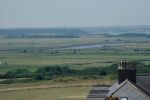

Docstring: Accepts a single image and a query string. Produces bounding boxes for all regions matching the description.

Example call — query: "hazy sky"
[0,0,150,28]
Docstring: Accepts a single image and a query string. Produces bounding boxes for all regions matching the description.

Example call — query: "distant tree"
[35,65,72,76]
[38,49,42,53]
[55,50,59,54]
[116,39,122,41]
[134,49,139,51]
[105,40,109,42]
[34,74,44,80]
[4,69,31,78]
[23,49,27,53]
[100,69,107,76]
[8,42,12,45]
[50,51,54,54]
[73,49,77,54]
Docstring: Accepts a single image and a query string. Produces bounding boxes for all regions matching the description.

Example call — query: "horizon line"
[0,25,150,29]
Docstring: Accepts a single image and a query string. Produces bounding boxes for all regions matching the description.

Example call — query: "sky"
[0,0,150,28]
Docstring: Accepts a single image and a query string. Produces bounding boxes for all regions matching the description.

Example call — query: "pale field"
[0,87,91,100]
[0,78,115,90]
[0,79,115,100]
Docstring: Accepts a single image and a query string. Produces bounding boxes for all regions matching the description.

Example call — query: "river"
[48,43,122,50]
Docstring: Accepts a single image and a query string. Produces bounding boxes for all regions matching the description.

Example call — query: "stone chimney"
[118,60,136,84]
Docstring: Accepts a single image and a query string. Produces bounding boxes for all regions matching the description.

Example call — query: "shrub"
[35,65,73,76]
[100,69,107,76]
[4,69,31,78]
[34,74,44,80]
[0,79,15,84]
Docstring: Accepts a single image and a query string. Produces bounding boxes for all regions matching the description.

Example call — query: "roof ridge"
[107,79,150,98]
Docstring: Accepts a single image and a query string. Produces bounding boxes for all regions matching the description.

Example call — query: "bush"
[35,65,73,76]
[0,78,37,84]
[0,79,15,84]
[100,69,107,76]
[34,74,44,80]
[3,69,31,79]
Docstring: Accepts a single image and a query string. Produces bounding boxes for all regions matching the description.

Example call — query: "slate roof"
[87,85,110,100]
[107,79,150,98]
[87,74,150,99]
[136,74,150,95]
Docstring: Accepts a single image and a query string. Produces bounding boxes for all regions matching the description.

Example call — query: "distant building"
[87,60,150,100]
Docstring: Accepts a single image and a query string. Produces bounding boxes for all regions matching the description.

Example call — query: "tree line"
[0,62,149,84]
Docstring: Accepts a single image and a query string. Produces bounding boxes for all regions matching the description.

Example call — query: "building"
[87,60,150,100]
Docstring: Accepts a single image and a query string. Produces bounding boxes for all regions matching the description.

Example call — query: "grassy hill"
[0,28,88,38]
[116,33,150,38]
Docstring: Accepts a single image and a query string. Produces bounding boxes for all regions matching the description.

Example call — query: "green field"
[0,36,150,72]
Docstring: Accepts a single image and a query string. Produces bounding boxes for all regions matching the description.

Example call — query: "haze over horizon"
[0,0,150,28]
